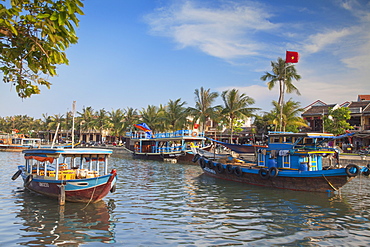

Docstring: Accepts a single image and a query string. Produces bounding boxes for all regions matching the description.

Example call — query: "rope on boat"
[82,177,99,210]
[322,174,338,191]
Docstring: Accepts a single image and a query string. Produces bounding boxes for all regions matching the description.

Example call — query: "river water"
[1,151,370,246]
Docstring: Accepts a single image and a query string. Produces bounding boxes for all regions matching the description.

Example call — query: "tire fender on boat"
[259,168,270,180]
[268,167,279,178]
[362,168,370,176]
[110,183,116,193]
[234,166,243,177]
[226,164,234,174]
[215,163,224,174]
[11,170,22,180]
[192,154,201,163]
[24,175,33,187]
[207,160,214,169]
[345,164,360,177]
[199,157,206,169]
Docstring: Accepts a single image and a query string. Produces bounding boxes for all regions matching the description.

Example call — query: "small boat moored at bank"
[12,148,117,203]
[194,132,369,193]
[0,133,42,152]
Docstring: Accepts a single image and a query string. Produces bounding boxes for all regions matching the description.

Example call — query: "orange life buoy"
[59,163,68,170]
[191,131,198,137]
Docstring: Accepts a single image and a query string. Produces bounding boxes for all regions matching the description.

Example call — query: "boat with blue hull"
[11,148,117,203]
[193,132,369,193]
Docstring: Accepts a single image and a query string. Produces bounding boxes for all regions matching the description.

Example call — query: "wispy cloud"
[145,0,370,109]
[303,29,353,53]
[145,1,278,59]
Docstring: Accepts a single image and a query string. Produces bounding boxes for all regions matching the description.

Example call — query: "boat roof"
[268,132,334,138]
[22,148,113,156]
[138,136,206,141]
[268,132,354,140]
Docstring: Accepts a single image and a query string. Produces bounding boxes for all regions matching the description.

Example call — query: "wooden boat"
[11,148,117,203]
[193,132,368,193]
[126,129,211,163]
[0,133,42,152]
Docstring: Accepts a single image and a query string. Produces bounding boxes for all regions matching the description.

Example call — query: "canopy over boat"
[207,138,261,153]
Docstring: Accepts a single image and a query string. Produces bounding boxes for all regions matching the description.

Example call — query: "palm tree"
[140,105,165,132]
[48,114,65,142]
[221,89,259,143]
[163,99,188,131]
[78,106,95,133]
[123,107,139,133]
[269,99,308,132]
[260,57,301,107]
[92,109,110,143]
[187,87,220,133]
[260,57,301,131]
[108,108,125,141]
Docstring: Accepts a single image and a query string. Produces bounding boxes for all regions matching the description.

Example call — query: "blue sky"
[1,0,369,118]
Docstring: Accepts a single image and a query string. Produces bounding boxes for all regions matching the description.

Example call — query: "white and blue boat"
[127,129,211,163]
[11,148,117,203]
[194,132,368,193]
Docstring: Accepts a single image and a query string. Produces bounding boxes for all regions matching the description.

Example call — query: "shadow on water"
[11,189,116,246]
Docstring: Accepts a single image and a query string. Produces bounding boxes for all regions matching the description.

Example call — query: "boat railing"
[127,130,204,139]
[153,145,186,153]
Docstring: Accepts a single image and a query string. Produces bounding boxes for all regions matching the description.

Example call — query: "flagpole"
[280,52,287,132]
[71,101,76,148]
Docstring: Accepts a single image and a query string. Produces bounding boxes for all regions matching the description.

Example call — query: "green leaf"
[58,11,67,25]
[37,13,51,19]
[50,11,58,21]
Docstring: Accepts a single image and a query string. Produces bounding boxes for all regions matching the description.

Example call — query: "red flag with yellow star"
[285,51,299,63]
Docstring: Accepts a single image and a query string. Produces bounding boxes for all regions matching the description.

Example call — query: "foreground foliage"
[0,0,84,97]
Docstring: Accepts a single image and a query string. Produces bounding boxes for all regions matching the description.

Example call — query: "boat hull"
[197,158,356,193]
[20,170,117,203]
[0,145,33,152]
[133,146,212,164]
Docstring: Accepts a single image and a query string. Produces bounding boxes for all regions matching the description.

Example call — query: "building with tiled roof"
[358,95,370,101]
[301,104,338,132]
[346,100,370,130]
[301,95,370,150]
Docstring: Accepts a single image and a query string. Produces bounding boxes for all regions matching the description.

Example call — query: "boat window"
[304,138,314,145]
[270,137,280,143]
[284,136,293,143]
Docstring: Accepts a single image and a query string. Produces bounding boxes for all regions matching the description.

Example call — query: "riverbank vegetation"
[0,86,308,141]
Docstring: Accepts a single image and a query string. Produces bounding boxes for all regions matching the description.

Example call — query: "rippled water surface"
[1,151,370,246]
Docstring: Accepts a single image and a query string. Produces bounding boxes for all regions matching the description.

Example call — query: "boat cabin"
[22,149,113,180]
[257,132,337,171]
[127,130,207,154]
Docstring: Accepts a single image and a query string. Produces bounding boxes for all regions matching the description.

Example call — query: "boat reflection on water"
[196,173,353,215]
[15,190,116,246]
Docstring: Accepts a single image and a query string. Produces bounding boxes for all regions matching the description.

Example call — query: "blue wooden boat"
[127,129,211,163]
[11,148,117,203]
[193,132,368,193]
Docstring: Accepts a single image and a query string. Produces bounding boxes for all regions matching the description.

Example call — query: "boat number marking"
[39,182,49,187]
[204,167,216,174]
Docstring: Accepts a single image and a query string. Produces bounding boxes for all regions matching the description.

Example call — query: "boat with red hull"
[193,132,368,193]
[12,148,117,203]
